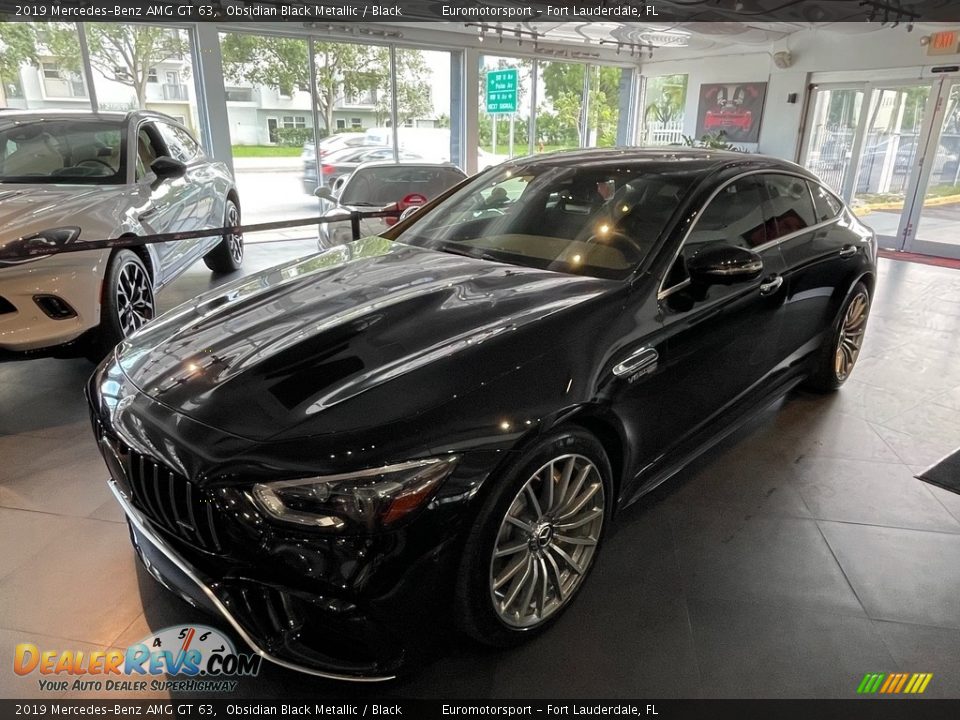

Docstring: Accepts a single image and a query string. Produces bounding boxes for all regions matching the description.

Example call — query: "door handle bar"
[759,275,784,296]
[613,347,659,378]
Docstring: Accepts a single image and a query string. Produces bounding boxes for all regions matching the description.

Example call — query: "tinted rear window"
[340,166,466,206]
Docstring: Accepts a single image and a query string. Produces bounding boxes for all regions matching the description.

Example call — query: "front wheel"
[86,249,155,361]
[203,198,243,273]
[804,281,871,392]
[455,429,611,647]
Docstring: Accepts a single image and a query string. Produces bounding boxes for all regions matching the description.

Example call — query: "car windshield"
[0,119,125,184]
[393,162,697,280]
[339,165,466,206]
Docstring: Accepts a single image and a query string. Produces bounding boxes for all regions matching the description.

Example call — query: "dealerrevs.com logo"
[14,625,261,693]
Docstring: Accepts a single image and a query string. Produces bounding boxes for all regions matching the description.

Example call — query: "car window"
[663,176,767,290]
[808,180,844,222]
[136,125,164,180]
[760,173,817,241]
[394,163,696,281]
[155,122,200,163]
[339,166,467,206]
[0,119,124,184]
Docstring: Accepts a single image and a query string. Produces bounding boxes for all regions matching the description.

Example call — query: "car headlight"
[251,456,459,533]
[0,227,81,267]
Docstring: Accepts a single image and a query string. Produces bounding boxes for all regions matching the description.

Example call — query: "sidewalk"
[232,156,303,172]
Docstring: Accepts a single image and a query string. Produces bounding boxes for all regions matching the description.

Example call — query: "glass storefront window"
[87,25,199,138]
[643,74,687,146]
[479,55,533,167]
[586,65,624,148]
[536,60,586,153]
[0,22,91,111]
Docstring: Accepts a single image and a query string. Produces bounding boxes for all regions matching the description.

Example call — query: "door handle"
[138,208,158,221]
[613,347,658,378]
[759,275,783,296]
[839,245,858,258]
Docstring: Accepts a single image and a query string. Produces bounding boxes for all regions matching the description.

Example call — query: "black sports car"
[88,149,877,681]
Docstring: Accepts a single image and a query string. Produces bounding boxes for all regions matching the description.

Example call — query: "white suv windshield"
[0,120,125,184]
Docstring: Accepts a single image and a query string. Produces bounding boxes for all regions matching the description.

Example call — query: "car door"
[152,121,219,275]
[651,173,789,452]
[132,121,184,280]
[770,175,857,366]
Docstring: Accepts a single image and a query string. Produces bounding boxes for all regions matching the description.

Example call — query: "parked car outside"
[301,145,423,194]
[0,110,242,360]
[315,161,467,248]
[89,149,876,680]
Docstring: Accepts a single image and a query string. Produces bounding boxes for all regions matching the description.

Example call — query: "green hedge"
[275,127,314,147]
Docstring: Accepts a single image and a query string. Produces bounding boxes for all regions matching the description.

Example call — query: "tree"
[46,24,187,109]
[0,23,38,93]
[540,62,622,146]
[375,48,433,126]
[220,34,432,133]
[645,74,687,124]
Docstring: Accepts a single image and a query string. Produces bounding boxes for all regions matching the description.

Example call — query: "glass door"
[800,81,935,249]
[800,85,865,197]
[903,78,960,259]
[850,83,932,248]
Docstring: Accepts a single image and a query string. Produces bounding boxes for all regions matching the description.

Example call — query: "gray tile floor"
[2,248,960,699]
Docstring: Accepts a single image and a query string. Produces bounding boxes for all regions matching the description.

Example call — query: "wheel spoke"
[549,544,585,576]
[518,559,539,617]
[493,550,530,590]
[524,483,543,520]
[558,481,601,521]
[506,514,534,533]
[554,533,598,547]
[500,555,533,613]
[554,457,575,514]
[536,557,549,617]
[494,541,528,559]
[562,464,591,514]
[555,507,604,531]
[540,460,554,515]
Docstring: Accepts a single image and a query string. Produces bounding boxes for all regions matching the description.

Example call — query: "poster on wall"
[695,82,768,143]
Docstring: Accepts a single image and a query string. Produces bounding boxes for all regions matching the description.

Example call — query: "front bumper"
[112,479,399,682]
[0,250,109,352]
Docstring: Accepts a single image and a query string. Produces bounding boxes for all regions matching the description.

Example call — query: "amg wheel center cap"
[532,521,554,549]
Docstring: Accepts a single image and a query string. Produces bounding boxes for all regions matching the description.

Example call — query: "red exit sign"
[928,30,960,56]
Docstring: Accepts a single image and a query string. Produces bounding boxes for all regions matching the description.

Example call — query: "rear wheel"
[203,198,243,273]
[804,281,870,392]
[455,429,611,646]
[86,249,155,361]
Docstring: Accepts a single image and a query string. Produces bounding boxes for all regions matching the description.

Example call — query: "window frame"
[657,168,847,300]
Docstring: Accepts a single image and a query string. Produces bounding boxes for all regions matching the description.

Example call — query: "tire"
[804,281,871,393]
[86,249,155,362]
[454,428,612,647]
[203,198,243,273]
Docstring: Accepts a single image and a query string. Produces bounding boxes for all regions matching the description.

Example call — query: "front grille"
[95,418,223,553]
[126,449,223,553]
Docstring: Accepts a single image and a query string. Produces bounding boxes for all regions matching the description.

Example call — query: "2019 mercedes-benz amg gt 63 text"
[88,149,877,680]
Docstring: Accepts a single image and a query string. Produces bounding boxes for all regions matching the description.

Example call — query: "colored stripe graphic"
[858,672,932,694]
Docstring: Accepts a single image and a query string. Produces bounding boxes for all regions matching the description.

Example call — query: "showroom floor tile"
[2,252,959,698]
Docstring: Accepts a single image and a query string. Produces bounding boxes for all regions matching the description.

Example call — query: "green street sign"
[486,68,519,114]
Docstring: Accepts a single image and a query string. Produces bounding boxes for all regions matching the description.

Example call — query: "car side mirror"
[687,244,763,286]
[150,156,186,181]
[314,186,334,201]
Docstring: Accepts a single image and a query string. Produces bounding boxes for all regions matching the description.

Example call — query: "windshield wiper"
[437,245,504,263]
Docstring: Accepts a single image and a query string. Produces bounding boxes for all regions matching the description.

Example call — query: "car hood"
[116,238,615,441]
[0,183,132,245]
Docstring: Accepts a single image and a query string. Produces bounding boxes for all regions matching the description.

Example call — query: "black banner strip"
[1,0,959,23]
[1,699,960,720]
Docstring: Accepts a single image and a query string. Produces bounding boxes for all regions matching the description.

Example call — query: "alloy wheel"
[116,261,155,337]
[226,202,244,264]
[489,454,605,628]
[835,290,869,381]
